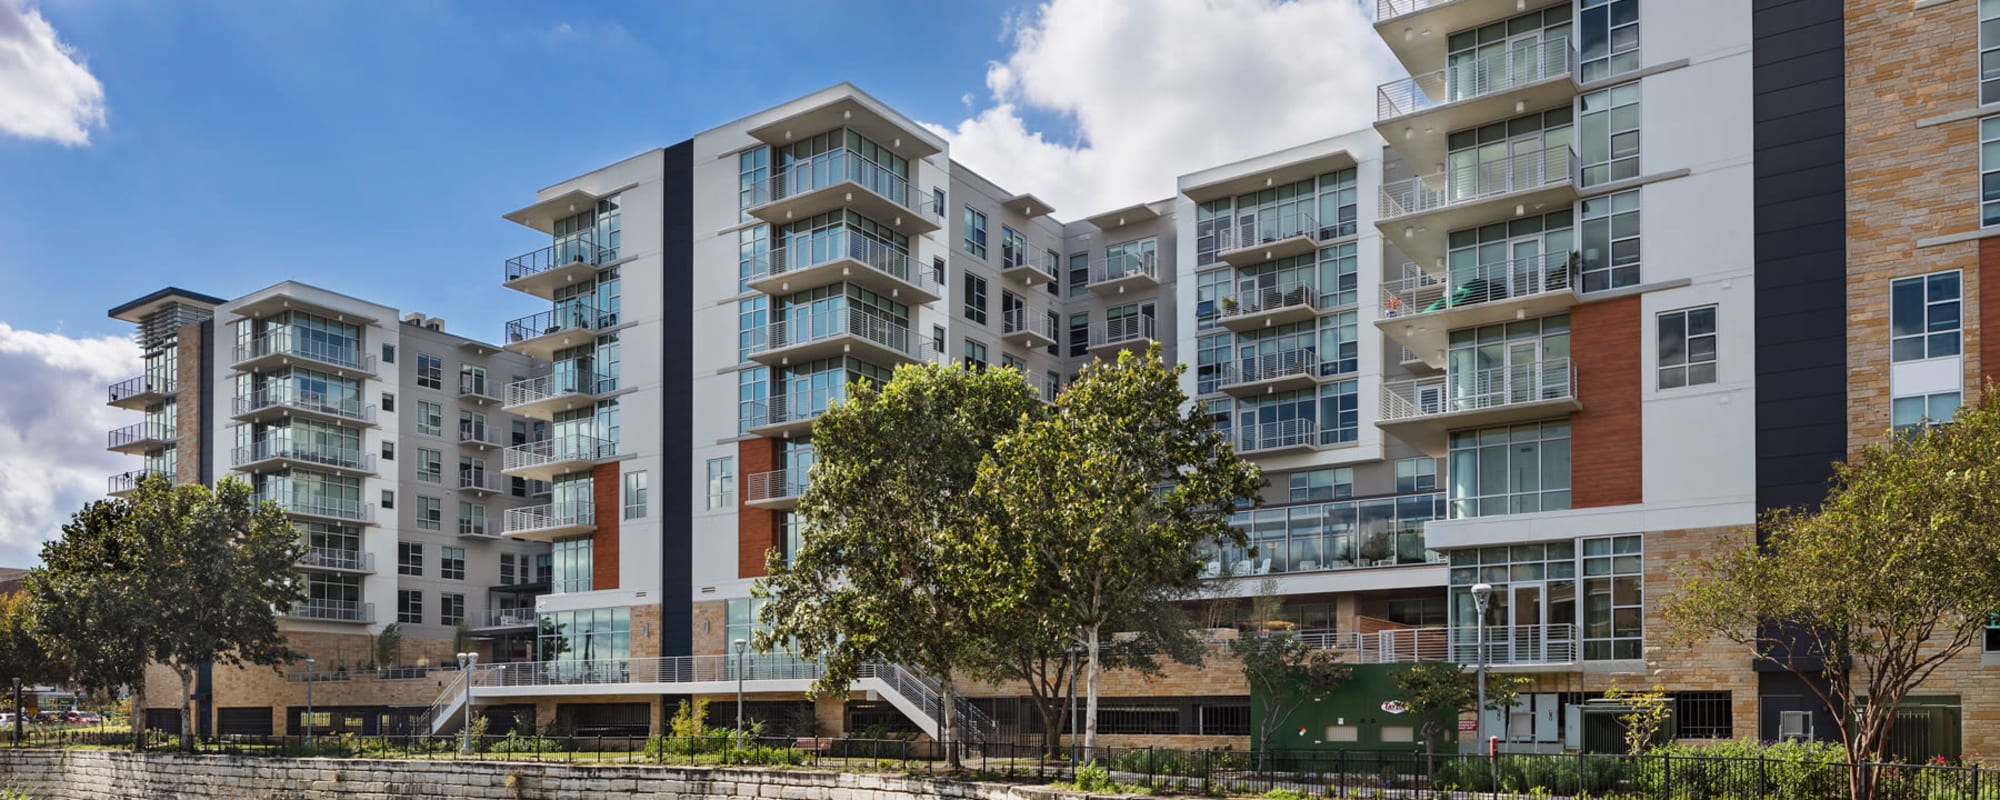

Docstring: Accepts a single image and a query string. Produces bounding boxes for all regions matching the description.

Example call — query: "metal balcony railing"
[504,502,594,535]
[233,443,373,472]
[1380,146,1579,219]
[1214,209,1320,254]
[107,421,174,450]
[753,232,940,294]
[1380,357,1577,421]
[288,600,374,623]
[1092,316,1157,348]
[742,400,832,433]
[1377,37,1577,120]
[477,608,540,629]
[503,303,603,344]
[503,371,608,409]
[233,333,374,373]
[458,374,497,399]
[747,148,943,226]
[504,231,617,283]
[502,435,615,473]
[234,388,376,423]
[108,375,173,404]
[753,307,918,359]
[108,469,166,495]
[1236,418,1321,453]
[1088,252,1160,285]
[745,469,808,504]
[1220,284,1318,320]
[1373,0,1440,22]
[457,517,497,538]
[298,548,373,573]
[1004,245,1060,278]
[1219,349,1320,388]
[458,423,502,446]
[1347,623,1583,666]
[252,492,376,523]
[1002,306,1058,340]
[1381,253,1576,319]
[458,472,502,493]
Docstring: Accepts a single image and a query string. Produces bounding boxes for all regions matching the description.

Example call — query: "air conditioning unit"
[1779,710,1813,742]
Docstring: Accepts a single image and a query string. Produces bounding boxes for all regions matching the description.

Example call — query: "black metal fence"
[7,731,1999,800]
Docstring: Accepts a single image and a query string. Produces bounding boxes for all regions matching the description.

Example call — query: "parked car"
[33,711,61,724]
[66,711,101,724]
[0,712,15,725]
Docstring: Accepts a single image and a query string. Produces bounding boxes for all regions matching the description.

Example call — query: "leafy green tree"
[977,346,1263,752]
[1231,631,1352,764]
[374,622,403,668]
[1664,388,2000,797]
[754,362,1044,766]
[1602,683,1672,755]
[27,498,152,749]
[0,585,60,691]
[1391,662,1532,761]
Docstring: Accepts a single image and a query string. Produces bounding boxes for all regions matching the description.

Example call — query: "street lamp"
[733,638,748,752]
[1470,583,1493,777]
[303,658,316,747]
[11,678,20,749]
[456,652,478,754]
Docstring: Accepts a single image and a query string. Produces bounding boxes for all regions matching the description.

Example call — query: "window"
[381,441,394,460]
[707,457,734,510]
[552,536,593,594]
[932,188,946,218]
[500,555,516,586]
[1893,391,1962,432]
[931,325,945,356]
[1287,468,1353,503]
[1448,421,1572,518]
[738,224,769,292]
[1581,534,1644,660]
[738,296,768,362]
[382,344,395,364]
[380,490,394,509]
[1657,306,1718,389]
[397,590,422,625]
[1067,253,1089,298]
[1387,597,1448,627]
[1891,271,1962,362]
[415,448,442,483]
[416,353,443,390]
[1579,0,1639,83]
[964,274,988,325]
[739,147,770,219]
[1396,457,1439,493]
[963,339,988,370]
[1579,83,1640,186]
[441,546,465,581]
[963,207,988,258]
[1674,692,1733,739]
[738,367,768,436]
[1068,313,1089,357]
[1320,379,1359,445]
[440,593,465,626]
[417,496,442,531]
[1579,190,1640,292]
[458,502,486,536]
[624,470,648,519]
[398,542,423,576]
[381,392,394,412]
[416,401,443,437]
[1001,226,1027,270]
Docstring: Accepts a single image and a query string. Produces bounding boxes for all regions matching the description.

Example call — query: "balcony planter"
[1220,297,1239,314]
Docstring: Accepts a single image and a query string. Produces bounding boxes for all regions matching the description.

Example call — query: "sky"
[0,0,1398,567]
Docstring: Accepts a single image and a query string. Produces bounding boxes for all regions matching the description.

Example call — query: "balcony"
[298,548,374,574]
[745,469,807,511]
[1375,38,1578,167]
[1378,357,1579,445]
[232,443,375,477]
[458,472,504,497]
[503,304,610,362]
[503,502,595,542]
[1000,245,1060,286]
[288,600,374,624]
[473,608,540,631]
[457,517,501,540]
[1236,418,1324,456]
[1087,252,1160,297]
[1214,210,1325,267]
[502,233,618,300]
[1002,306,1059,350]
[107,422,174,455]
[1377,146,1579,268]
[1346,623,1582,670]
[1206,493,1444,577]
[742,400,828,439]
[1217,350,1325,398]
[107,375,174,410]
[1219,285,1319,332]
[1087,316,1158,358]
[458,423,506,452]
[1377,253,1579,365]
[458,375,501,405]
[253,493,378,525]
[745,149,943,234]
[746,233,941,304]
[1371,0,1573,77]
[746,307,922,368]
[501,435,615,482]
[107,468,166,497]
[232,334,375,380]
[502,372,607,420]
[232,388,378,427]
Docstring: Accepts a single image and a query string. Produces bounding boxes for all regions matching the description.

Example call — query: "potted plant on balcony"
[1219,296,1239,315]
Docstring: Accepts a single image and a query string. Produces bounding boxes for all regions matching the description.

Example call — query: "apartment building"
[103,283,554,738]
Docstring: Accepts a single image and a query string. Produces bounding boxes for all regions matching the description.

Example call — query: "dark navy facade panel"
[1752,0,1845,513]
[661,140,696,659]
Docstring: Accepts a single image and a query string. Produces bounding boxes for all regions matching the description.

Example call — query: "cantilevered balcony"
[1346,623,1581,670]
[502,233,619,300]
[232,334,375,380]
[458,422,506,452]
[457,517,500,540]
[1087,252,1160,297]
[232,442,375,477]
[458,374,502,405]
[1378,358,1579,446]
[746,307,922,368]
[232,388,377,427]
[1377,146,1579,268]
[1377,254,1579,365]
[1375,38,1578,167]
[288,600,373,624]
[298,548,374,575]
[107,375,174,410]
[501,435,615,483]
[502,371,607,421]
[503,502,595,543]
[1371,0,1573,77]
[742,401,827,439]
[1002,306,1059,350]
[458,471,505,497]
[473,608,540,632]
[253,492,377,525]
[1087,316,1158,358]
[745,469,807,511]
[1214,210,1326,267]
[108,468,166,497]
[107,422,174,455]
[503,304,609,362]
[745,150,943,234]
[1217,350,1325,398]
[1218,285,1319,332]
[1236,418,1324,456]
[1000,245,1060,287]
[746,233,941,304]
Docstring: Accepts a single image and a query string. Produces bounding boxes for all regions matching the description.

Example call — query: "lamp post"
[303,658,315,747]
[11,678,20,748]
[456,652,478,754]
[736,640,752,752]
[1470,583,1494,789]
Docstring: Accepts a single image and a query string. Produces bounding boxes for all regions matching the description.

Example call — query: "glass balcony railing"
[747,148,942,226]
[1219,284,1318,321]
[504,231,618,283]
[1380,146,1579,219]
[1380,253,1576,320]
[751,307,918,360]
[233,442,373,472]
[107,421,174,450]
[751,232,940,295]
[504,502,594,535]
[108,374,174,405]
[1088,252,1160,286]
[289,599,373,623]
[233,333,373,373]
[1376,38,1576,120]
[108,468,166,495]
[504,303,605,345]
[234,388,375,423]
[1202,492,1446,577]
[1381,357,1577,422]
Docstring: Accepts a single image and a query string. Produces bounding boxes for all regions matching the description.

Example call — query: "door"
[1509,582,1546,664]
[1506,31,1544,89]
[1507,238,1543,299]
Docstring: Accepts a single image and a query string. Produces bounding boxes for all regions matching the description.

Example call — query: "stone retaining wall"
[0,749,1081,800]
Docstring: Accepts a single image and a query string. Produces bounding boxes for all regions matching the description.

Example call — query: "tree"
[27,498,153,749]
[1231,631,1352,764]
[1392,662,1532,762]
[978,346,1263,753]
[1663,388,2000,798]
[0,591,60,691]
[1601,683,1671,755]
[375,623,403,669]
[754,362,1044,766]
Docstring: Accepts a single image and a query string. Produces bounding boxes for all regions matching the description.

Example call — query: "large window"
[1397,457,1439,493]
[624,470,648,519]
[1288,468,1354,503]
[440,593,465,626]
[416,496,442,531]
[398,542,422,576]
[416,448,442,484]
[1894,391,1962,432]
[397,590,422,625]
[416,400,443,437]
[1579,189,1640,292]
[738,296,768,363]
[416,353,443,390]
[963,207,988,258]
[1448,420,1572,518]
[1001,226,1027,270]
[441,546,465,581]
[1068,253,1089,298]
[1657,306,1718,389]
[963,274,988,325]
[1579,83,1640,187]
[1892,271,1962,362]
[1581,535,1644,660]
[458,501,486,536]
[538,606,629,665]
[1984,0,2000,105]
[1579,0,1639,83]
[738,368,768,435]
[963,339,988,370]
[552,537,593,594]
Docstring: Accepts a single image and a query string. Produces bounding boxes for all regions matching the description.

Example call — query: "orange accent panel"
[737,439,779,579]
[1569,296,1643,509]
[591,462,620,590]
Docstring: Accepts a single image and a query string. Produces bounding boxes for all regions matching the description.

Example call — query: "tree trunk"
[130,679,146,752]
[1083,623,1101,757]
[175,667,195,753]
[941,675,960,769]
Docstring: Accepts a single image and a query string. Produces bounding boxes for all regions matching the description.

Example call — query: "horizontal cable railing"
[1220,283,1317,320]
[1237,418,1320,453]
[1381,252,1575,319]
[1348,623,1582,666]
[287,599,374,623]
[298,548,373,573]
[753,307,917,359]
[748,149,942,226]
[107,469,165,495]
[502,371,608,408]
[754,232,940,295]
[1092,316,1157,348]
[503,502,594,535]
[1215,209,1319,254]
[503,435,614,472]
[1218,349,1320,388]
[1377,37,1576,120]
[1379,145,1578,218]
[1002,306,1058,340]
[234,388,376,423]
[503,304,602,344]
[253,493,376,523]
[233,333,374,373]
[107,374,173,404]
[743,401,831,432]
[107,421,173,450]
[457,375,497,399]
[1373,0,1436,21]
[745,469,808,503]
[477,608,539,628]
[1088,252,1160,285]
[1380,357,1577,421]
[233,443,373,472]
[504,232,617,283]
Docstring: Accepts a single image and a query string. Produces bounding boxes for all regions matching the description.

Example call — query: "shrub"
[1075,760,1116,794]
[488,733,570,755]
[1263,789,1310,800]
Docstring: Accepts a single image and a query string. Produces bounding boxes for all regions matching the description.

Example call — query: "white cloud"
[0,324,138,567]
[0,0,104,145]
[930,0,1399,216]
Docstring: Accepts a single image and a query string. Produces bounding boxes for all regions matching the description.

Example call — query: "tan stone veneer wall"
[138,632,467,734]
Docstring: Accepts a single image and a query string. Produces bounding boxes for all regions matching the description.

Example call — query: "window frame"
[1890,270,1963,363]
[416,353,443,390]
[964,273,989,325]
[1656,305,1718,390]
[963,207,988,259]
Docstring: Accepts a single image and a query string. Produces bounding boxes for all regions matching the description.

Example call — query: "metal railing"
[745,469,807,504]
[754,232,940,295]
[1220,284,1317,320]
[752,307,918,359]
[477,608,539,629]
[1088,251,1160,285]
[503,502,594,535]
[458,424,502,446]
[233,333,374,373]
[1377,37,1576,120]
[1373,0,1438,21]
[298,548,373,573]
[1218,349,1320,389]
[458,472,502,493]
[458,375,497,399]
[503,304,602,344]
[233,387,376,423]
[252,492,376,523]
[1380,146,1578,219]
[1214,209,1319,254]
[233,443,373,472]
[107,469,165,495]
[747,148,943,226]
[1381,357,1577,421]
[107,421,173,450]
[503,435,615,473]
[108,375,173,404]
[1005,245,1061,278]
[1236,418,1321,453]
[742,401,832,433]
[503,371,608,408]
[457,517,497,538]
[1092,316,1157,348]
[504,232,617,283]
[1002,306,1058,340]
[1347,623,1582,666]
[1381,253,1575,319]
[288,599,374,623]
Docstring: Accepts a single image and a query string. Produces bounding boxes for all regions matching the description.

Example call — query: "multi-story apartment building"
[104,283,555,737]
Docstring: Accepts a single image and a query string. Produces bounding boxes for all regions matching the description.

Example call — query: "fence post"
[1147,745,1156,789]
[1337,748,1347,798]
[1661,752,1671,800]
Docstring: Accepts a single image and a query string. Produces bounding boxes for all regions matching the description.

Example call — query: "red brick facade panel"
[1569,295,1643,508]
